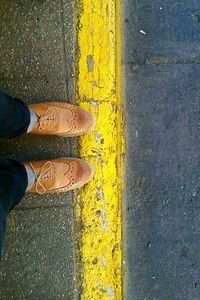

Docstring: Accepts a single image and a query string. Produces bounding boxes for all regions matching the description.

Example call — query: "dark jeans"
[0,92,30,258]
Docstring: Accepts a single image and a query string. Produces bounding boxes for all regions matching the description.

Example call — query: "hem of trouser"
[7,100,30,139]
[10,160,28,209]
[0,159,28,211]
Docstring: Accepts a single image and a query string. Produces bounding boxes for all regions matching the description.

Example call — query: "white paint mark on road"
[140,29,146,35]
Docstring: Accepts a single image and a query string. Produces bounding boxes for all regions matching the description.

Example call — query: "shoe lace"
[38,107,56,131]
[30,161,54,194]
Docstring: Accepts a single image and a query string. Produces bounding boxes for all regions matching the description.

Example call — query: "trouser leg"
[0,160,27,258]
[0,91,30,138]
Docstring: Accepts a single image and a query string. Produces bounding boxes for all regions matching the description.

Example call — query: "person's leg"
[0,91,30,138]
[0,91,95,138]
[0,157,94,259]
[0,160,28,258]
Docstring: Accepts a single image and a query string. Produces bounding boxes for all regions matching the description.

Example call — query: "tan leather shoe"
[28,102,95,136]
[25,158,94,194]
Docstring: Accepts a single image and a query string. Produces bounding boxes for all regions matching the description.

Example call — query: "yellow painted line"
[76,0,123,299]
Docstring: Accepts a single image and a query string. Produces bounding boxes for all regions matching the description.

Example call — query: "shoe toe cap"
[76,160,95,186]
[75,108,95,134]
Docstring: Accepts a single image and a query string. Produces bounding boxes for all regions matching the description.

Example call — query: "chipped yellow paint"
[77,0,123,299]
